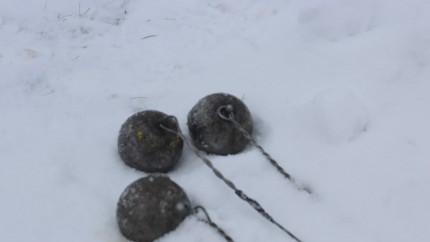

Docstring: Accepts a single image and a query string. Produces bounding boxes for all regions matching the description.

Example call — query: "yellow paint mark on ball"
[136,129,144,141]
[168,136,181,149]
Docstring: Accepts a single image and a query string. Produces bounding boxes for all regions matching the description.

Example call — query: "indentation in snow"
[307,87,368,143]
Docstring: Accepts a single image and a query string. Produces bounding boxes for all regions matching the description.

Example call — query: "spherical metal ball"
[187,93,253,155]
[117,174,191,242]
[118,110,183,173]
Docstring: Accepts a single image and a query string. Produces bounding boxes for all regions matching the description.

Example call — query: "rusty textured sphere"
[118,110,183,173]
[187,93,253,155]
[117,174,191,242]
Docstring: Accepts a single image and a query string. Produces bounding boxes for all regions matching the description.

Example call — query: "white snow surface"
[1,0,430,241]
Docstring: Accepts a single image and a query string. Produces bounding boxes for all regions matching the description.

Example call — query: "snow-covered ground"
[1,0,430,241]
